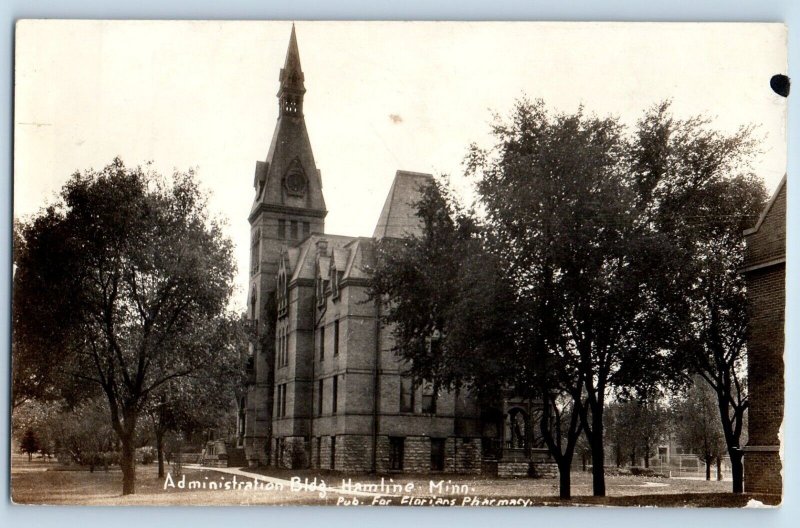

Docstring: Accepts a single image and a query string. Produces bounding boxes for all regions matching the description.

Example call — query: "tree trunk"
[730,449,743,493]
[705,458,711,481]
[590,415,606,496]
[644,443,650,468]
[156,430,165,479]
[120,437,136,495]
[558,459,572,500]
[716,457,723,481]
[27,452,32,462]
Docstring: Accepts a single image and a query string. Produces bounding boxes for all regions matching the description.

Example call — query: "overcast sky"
[14,20,788,308]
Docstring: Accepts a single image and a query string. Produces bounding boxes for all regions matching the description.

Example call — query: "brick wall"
[742,179,785,497]
[745,266,785,447]
[744,451,782,495]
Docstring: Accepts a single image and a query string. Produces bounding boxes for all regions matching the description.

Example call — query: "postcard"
[11,20,787,506]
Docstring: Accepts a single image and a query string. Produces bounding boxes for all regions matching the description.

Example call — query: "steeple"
[250,23,326,219]
[277,24,306,117]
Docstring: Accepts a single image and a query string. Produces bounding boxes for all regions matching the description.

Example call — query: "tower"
[243,25,327,464]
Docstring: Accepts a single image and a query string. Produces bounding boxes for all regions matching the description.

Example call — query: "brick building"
[240,27,547,475]
[741,176,785,496]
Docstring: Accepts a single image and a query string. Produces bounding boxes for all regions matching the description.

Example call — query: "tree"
[538,390,583,498]
[606,396,669,468]
[468,99,681,496]
[12,158,236,494]
[370,179,517,398]
[146,314,246,478]
[48,398,117,471]
[20,428,39,462]
[12,220,81,409]
[673,378,727,481]
[630,102,766,492]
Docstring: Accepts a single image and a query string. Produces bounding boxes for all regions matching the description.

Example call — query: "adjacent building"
[741,176,786,496]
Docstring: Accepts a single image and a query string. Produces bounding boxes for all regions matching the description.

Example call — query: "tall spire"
[277,24,306,116]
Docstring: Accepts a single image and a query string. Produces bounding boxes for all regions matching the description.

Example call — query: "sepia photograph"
[10,20,787,507]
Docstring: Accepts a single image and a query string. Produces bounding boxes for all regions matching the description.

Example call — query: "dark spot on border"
[770,74,790,97]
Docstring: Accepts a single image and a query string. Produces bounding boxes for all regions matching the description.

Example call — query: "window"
[303,221,310,239]
[276,326,287,368]
[250,229,261,275]
[400,376,415,413]
[331,269,339,299]
[316,437,322,467]
[422,381,437,414]
[291,220,298,239]
[276,384,287,418]
[317,379,323,416]
[278,219,286,239]
[431,438,446,471]
[334,320,340,356]
[389,437,405,471]
[319,326,325,361]
[330,436,336,470]
[276,325,289,368]
[332,375,339,414]
[277,271,288,316]
[317,278,325,307]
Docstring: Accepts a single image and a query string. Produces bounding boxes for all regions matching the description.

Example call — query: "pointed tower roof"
[278,24,306,97]
[250,25,326,223]
[373,171,435,239]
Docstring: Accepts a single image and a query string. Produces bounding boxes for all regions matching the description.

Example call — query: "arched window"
[277,269,288,316]
[250,229,261,275]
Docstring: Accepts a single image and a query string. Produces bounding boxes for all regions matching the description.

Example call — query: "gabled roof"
[288,233,357,282]
[744,174,787,236]
[331,248,349,272]
[342,238,375,281]
[372,170,435,239]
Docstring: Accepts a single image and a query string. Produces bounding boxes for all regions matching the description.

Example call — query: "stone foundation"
[530,462,558,478]
[308,435,482,474]
[497,461,530,478]
[496,461,558,479]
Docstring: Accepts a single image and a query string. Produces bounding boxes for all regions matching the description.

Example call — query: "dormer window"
[331,267,340,300]
[316,277,326,307]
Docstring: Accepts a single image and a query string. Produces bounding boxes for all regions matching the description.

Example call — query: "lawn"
[10,453,780,507]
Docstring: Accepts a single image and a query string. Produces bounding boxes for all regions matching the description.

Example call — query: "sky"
[14,20,788,309]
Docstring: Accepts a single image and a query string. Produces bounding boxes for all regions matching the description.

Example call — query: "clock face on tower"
[284,161,307,196]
